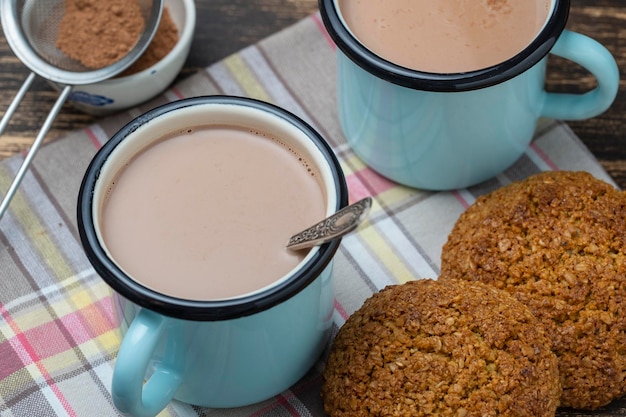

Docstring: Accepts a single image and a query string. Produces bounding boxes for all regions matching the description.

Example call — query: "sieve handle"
[0,73,36,138]
[0,75,72,221]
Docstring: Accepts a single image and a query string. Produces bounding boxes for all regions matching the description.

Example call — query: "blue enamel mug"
[319,0,619,190]
[77,96,348,417]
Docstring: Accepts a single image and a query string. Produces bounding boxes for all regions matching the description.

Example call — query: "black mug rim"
[319,0,570,92]
[77,96,349,321]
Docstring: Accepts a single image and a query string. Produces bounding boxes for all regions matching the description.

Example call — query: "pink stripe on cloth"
[81,297,116,334]
[1,304,41,367]
[311,13,336,50]
[346,167,396,201]
[0,304,77,417]
[59,312,92,346]
[20,320,73,360]
[85,127,103,150]
[248,372,325,417]
[276,394,303,417]
[59,298,116,345]
[346,177,372,203]
[0,339,24,380]
[452,190,471,209]
[333,298,349,321]
[170,86,185,100]
[530,142,560,171]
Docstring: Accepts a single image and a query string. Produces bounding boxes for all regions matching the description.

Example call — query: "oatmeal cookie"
[440,171,626,409]
[321,279,560,417]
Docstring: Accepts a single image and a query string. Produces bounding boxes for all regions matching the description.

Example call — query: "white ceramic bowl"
[59,0,196,116]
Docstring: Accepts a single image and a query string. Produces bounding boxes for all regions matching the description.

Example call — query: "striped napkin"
[0,13,622,417]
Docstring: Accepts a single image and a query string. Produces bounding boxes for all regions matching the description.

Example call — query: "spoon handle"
[286,197,372,250]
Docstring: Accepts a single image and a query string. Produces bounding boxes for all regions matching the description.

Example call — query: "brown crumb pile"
[322,279,561,417]
[117,7,179,77]
[56,0,145,69]
[440,171,626,410]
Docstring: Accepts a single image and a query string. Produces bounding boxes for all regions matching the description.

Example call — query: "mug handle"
[112,309,184,417]
[541,29,619,120]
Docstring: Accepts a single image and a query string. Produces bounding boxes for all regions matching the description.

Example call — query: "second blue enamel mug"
[319,0,619,190]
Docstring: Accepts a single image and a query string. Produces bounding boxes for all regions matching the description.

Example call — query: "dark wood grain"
[1,1,626,415]
[556,0,626,187]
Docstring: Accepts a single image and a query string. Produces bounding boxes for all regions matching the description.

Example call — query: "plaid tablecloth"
[0,13,624,417]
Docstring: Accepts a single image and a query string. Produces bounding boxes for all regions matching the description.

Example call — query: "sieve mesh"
[20,0,77,71]
[2,0,163,84]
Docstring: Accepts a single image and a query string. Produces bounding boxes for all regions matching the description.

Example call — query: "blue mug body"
[77,96,349,417]
[111,261,334,412]
[320,0,619,190]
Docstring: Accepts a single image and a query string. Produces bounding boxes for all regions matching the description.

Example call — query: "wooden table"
[0,0,625,185]
[1,1,626,416]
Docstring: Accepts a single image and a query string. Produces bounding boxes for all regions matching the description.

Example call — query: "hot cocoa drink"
[338,0,552,73]
[100,125,326,300]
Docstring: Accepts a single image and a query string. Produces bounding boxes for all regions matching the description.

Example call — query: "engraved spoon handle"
[286,197,372,250]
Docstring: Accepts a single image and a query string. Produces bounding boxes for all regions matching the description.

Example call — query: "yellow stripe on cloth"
[78,330,120,358]
[377,185,423,208]
[0,167,73,281]
[359,223,414,283]
[339,154,367,176]
[157,408,175,417]
[69,287,97,311]
[224,54,272,102]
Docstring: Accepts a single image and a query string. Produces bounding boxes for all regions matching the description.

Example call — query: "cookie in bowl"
[440,170,626,409]
[322,279,560,417]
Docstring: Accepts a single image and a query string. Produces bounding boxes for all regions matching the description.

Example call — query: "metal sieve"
[0,0,164,221]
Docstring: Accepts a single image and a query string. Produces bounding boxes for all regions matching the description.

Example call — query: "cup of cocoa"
[319,0,619,190]
[77,96,348,416]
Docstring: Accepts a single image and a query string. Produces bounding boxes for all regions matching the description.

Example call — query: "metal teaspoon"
[286,197,372,250]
